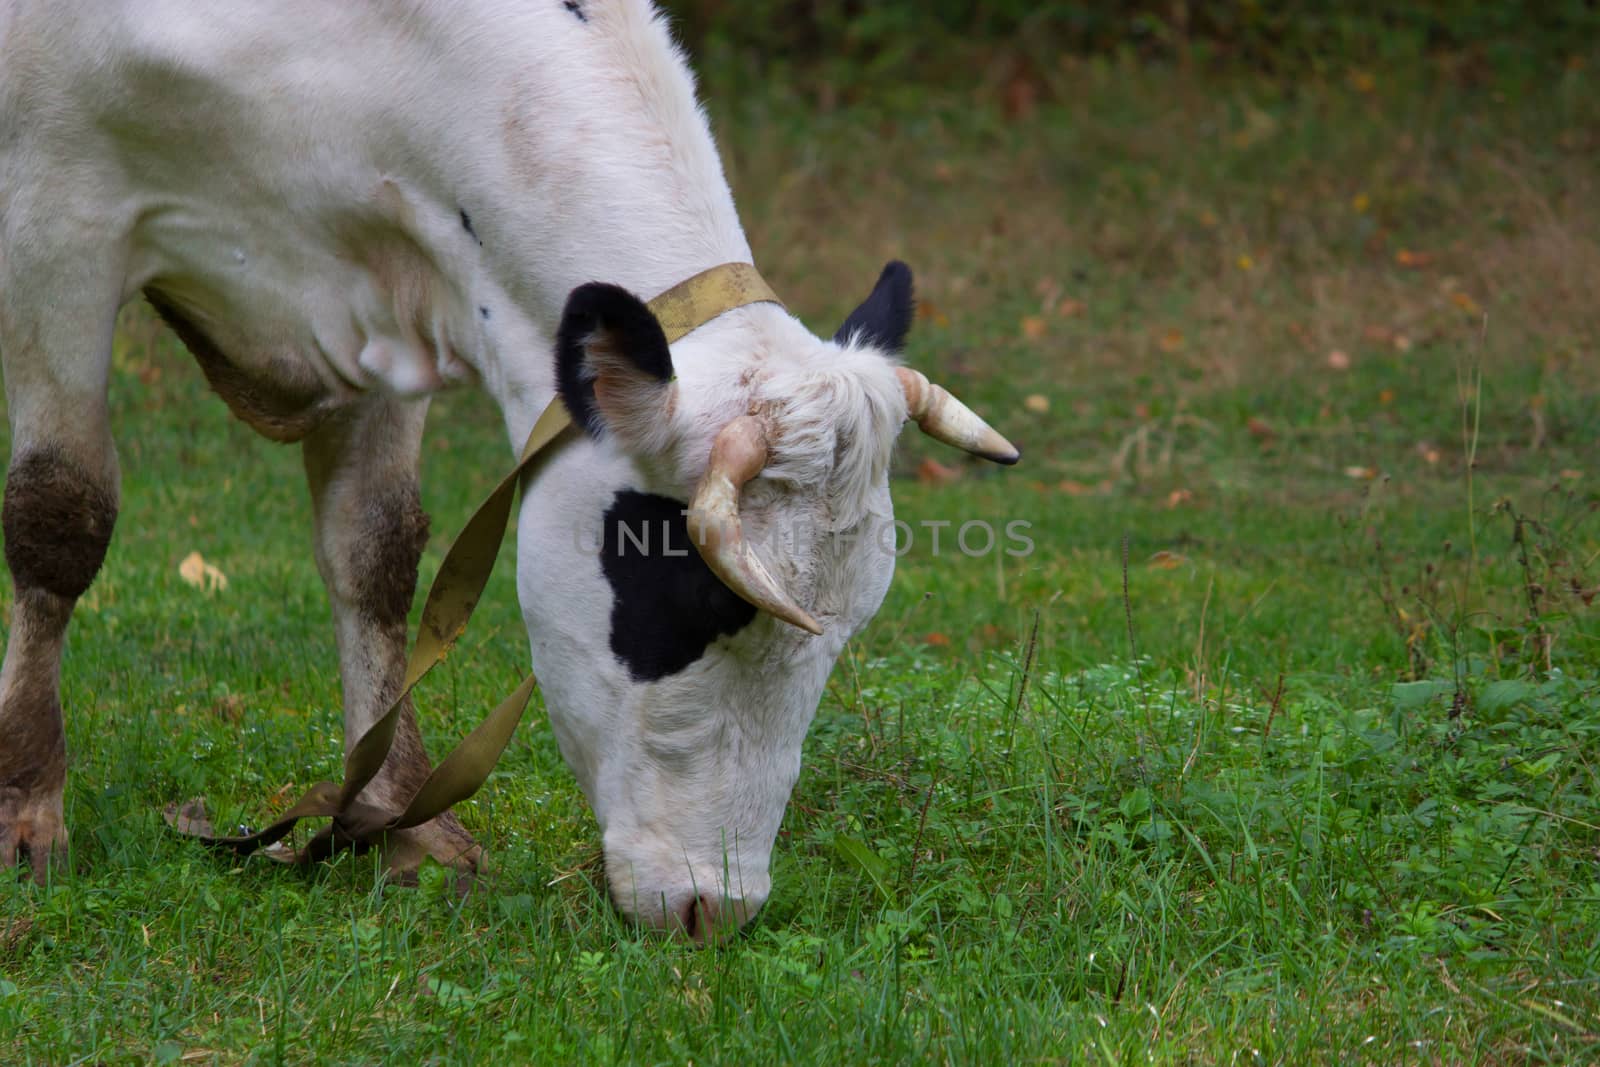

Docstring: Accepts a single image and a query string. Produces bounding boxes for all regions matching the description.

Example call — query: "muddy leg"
[0,312,120,882]
[302,397,481,877]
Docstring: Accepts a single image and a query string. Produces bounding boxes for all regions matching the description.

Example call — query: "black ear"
[834,260,915,353]
[555,282,674,439]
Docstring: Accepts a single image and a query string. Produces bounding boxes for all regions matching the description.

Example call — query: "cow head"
[516,262,1016,941]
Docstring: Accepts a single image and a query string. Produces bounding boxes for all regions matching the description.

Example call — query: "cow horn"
[896,367,1020,465]
[687,415,823,636]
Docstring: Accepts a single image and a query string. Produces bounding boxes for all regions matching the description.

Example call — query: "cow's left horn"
[896,367,1020,465]
[687,416,823,636]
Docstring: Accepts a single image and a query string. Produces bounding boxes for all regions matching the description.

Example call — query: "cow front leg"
[0,293,121,882]
[302,398,482,878]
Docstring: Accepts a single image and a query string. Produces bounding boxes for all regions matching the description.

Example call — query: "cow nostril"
[679,895,701,941]
[678,893,722,944]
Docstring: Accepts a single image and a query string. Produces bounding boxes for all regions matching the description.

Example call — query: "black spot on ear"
[600,491,756,681]
[834,260,915,353]
[554,282,673,436]
[459,208,481,246]
[563,0,588,21]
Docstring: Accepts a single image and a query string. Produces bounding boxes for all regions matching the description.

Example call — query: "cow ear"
[555,282,675,448]
[834,260,914,354]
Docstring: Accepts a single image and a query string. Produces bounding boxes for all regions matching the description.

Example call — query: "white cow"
[0,0,1016,939]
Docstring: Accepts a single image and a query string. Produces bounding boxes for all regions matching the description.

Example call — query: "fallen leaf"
[1378,389,1396,406]
[1348,69,1377,93]
[1147,550,1187,570]
[1351,192,1370,213]
[1056,479,1094,496]
[924,632,952,647]
[1247,416,1275,441]
[1023,393,1050,413]
[932,161,955,182]
[1392,334,1413,353]
[1157,328,1185,353]
[178,551,228,592]
[1327,349,1352,371]
[1199,210,1219,228]
[1560,469,1582,479]
[1166,489,1194,508]
[1021,316,1048,340]
[1449,291,1483,315]
[1345,466,1378,480]
[916,458,962,486]
[1395,248,1433,269]
[1055,297,1085,318]
[1236,254,1255,271]
[1003,73,1038,122]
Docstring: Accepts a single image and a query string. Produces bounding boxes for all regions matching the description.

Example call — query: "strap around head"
[646,262,784,344]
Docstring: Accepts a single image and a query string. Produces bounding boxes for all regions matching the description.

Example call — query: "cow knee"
[2,448,118,600]
[345,485,430,626]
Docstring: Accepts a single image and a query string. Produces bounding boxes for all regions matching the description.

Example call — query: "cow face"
[516,263,1015,941]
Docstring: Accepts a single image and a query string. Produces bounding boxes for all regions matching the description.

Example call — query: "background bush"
[666,1,1597,86]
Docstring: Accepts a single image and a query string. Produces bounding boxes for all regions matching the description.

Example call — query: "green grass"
[4,58,1600,1065]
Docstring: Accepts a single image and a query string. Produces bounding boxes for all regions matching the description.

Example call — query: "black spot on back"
[600,491,756,681]
[479,305,491,320]
[563,0,588,22]
[459,208,481,246]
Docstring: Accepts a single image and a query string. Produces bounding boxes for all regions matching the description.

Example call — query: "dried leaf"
[1166,489,1194,508]
[1021,316,1048,340]
[1157,328,1185,354]
[178,551,228,592]
[1449,291,1482,315]
[1247,416,1275,441]
[1147,550,1187,570]
[1236,254,1255,271]
[916,458,962,486]
[1345,466,1378,480]
[1326,349,1352,371]
[923,632,952,647]
[1055,297,1085,318]
[1395,248,1433,269]
[1023,393,1051,413]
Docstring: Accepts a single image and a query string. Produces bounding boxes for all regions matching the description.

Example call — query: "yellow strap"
[168,264,781,868]
[648,262,784,344]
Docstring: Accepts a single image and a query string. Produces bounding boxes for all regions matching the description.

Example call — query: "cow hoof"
[0,785,69,884]
[379,811,484,887]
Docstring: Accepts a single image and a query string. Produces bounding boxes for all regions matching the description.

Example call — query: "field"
[3,51,1600,1065]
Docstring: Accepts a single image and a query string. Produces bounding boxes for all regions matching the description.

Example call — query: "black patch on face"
[600,491,756,681]
[835,260,915,353]
[553,282,673,437]
[459,208,481,246]
[563,0,588,21]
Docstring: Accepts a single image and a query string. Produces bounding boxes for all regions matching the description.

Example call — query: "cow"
[0,0,1017,940]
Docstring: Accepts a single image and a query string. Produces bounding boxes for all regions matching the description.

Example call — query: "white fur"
[0,0,911,930]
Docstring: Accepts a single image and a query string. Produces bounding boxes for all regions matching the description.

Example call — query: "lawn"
[3,50,1599,1065]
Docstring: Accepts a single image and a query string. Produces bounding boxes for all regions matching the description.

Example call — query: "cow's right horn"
[896,367,1020,465]
[687,415,823,636]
